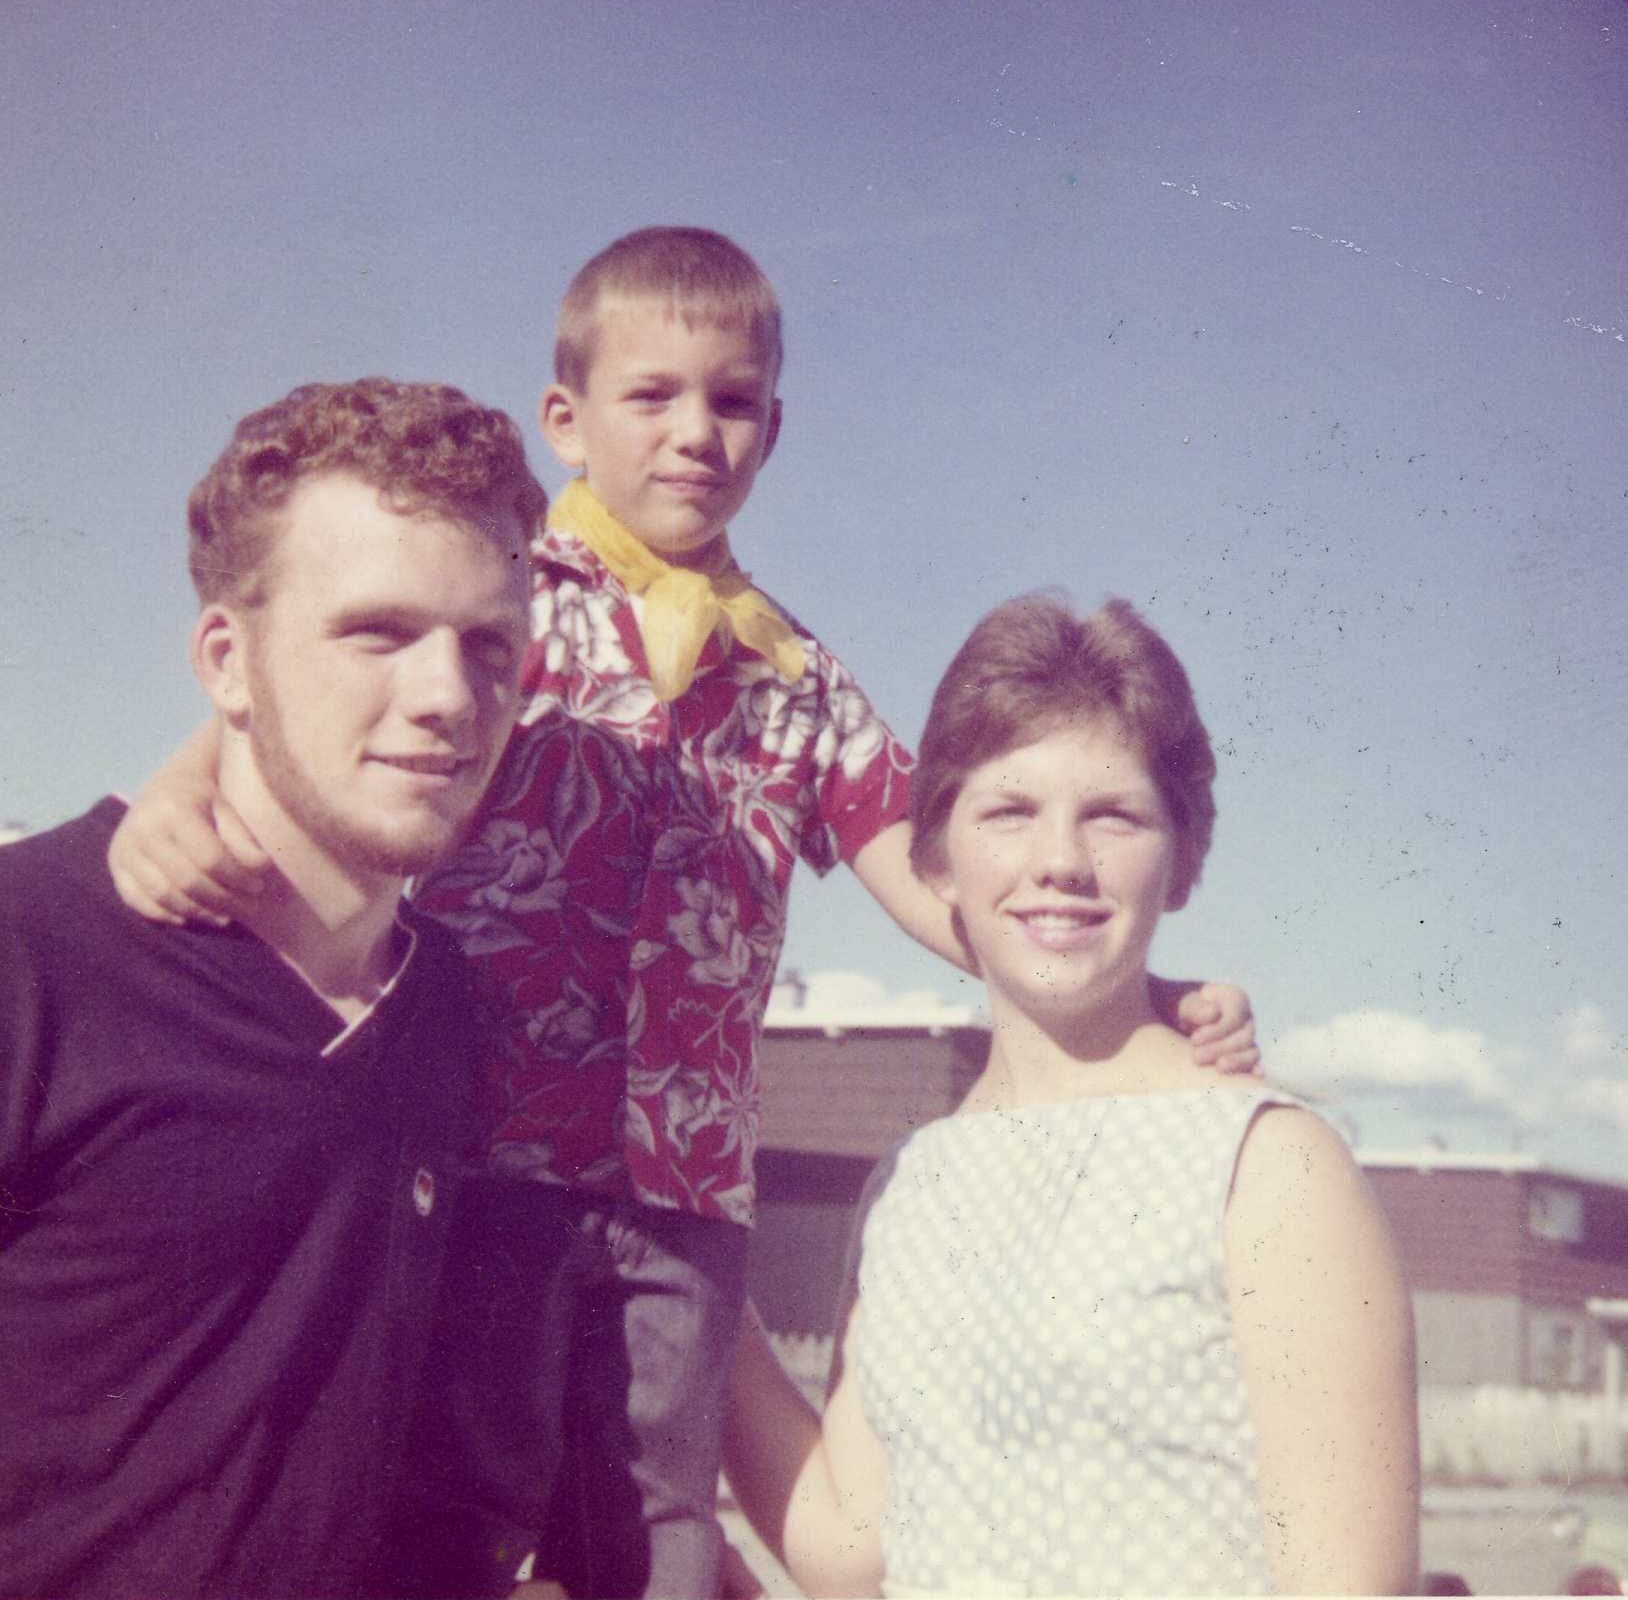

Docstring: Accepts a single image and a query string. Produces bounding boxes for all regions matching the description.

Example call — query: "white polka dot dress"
[855,1086,1306,1597]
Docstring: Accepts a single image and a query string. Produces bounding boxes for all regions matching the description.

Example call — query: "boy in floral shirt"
[110,228,1258,1599]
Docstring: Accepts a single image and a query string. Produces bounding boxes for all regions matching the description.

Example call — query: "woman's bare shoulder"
[1227,1101,1382,1259]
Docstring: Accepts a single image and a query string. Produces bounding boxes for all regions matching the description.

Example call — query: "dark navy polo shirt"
[0,800,477,1598]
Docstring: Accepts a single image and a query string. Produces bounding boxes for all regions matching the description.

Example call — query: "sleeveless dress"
[854,1085,1309,1597]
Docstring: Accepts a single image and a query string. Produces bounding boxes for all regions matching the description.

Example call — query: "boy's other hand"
[109,779,269,927]
[1179,980,1261,1074]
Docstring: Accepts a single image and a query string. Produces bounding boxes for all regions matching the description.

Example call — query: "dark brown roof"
[758,1021,987,1161]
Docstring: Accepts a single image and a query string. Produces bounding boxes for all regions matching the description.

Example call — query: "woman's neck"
[964,980,1205,1111]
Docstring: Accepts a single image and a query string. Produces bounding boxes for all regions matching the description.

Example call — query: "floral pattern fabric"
[415,523,913,1225]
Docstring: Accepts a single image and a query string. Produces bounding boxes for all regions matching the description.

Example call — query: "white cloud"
[1270,1004,1626,1170]
[1272,1008,1509,1104]
[1561,1002,1621,1068]
[769,968,980,1020]
[1573,1076,1628,1133]
[803,972,891,1010]
[804,970,973,1014]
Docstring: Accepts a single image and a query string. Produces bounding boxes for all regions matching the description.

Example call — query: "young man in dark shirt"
[0,378,540,1599]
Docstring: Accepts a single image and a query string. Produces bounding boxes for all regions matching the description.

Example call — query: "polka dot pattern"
[856,1087,1305,1597]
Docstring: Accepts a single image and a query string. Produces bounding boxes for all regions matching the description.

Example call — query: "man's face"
[542,294,782,565]
[239,472,528,880]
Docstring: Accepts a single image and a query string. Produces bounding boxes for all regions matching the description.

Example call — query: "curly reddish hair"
[554,226,782,392]
[910,593,1218,909]
[188,377,547,605]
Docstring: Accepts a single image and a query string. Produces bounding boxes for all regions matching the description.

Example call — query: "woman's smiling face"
[929,716,1181,1025]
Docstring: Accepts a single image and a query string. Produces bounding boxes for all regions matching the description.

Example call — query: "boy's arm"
[850,820,1261,1070]
[107,719,270,926]
[849,820,969,972]
[1226,1108,1420,1593]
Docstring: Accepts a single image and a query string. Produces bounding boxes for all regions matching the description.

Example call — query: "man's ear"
[191,605,253,726]
[759,396,783,469]
[539,385,586,471]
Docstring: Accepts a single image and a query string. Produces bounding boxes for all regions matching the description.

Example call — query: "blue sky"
[4,0,1624,1172]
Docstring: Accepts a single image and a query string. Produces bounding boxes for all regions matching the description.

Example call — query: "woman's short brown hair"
[187,376,547,605]
[910,593,1217,908]
[554,225,782,392]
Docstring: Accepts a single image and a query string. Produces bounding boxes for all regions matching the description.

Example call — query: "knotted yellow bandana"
[550,478,806,702]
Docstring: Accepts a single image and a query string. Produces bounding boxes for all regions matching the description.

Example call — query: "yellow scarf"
[549,478,806,702]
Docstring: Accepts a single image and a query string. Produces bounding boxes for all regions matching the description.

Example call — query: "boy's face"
[541,295,781,565]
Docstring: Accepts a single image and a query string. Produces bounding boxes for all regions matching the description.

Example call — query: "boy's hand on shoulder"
[1159,978,1261,1075]
[109,773,269,927]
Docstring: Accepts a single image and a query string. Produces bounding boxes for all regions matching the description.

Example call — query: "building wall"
[1366,1168,1527,1298]
[753,1024,983,1335]
[1413,1291,1524,1387]
[752,1149,874,1336]
[1366,1166,1628,1305]
[1518,1179,1628,1306]
[1524,1302,1593,1389]
[757,1025,984,1161]
[1369,1165,1628,1390]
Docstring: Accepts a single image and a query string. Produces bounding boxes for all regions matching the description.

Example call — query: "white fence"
[1422,1385,1628,1484]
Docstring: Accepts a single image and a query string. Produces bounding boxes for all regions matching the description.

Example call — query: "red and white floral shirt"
[415,522,913,1226]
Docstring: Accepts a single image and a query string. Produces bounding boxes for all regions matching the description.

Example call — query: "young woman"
[723,594,1419,1597]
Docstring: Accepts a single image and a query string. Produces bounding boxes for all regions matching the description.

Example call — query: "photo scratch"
[1159,180,1252,212]
[1160,176,1628,347]
[1563,316,1627,345]
[990,59,1042,140]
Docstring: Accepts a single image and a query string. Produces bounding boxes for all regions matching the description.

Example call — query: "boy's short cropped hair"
[554,226,783,392]
[910,592,1217,908]
[188,377,547,607]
